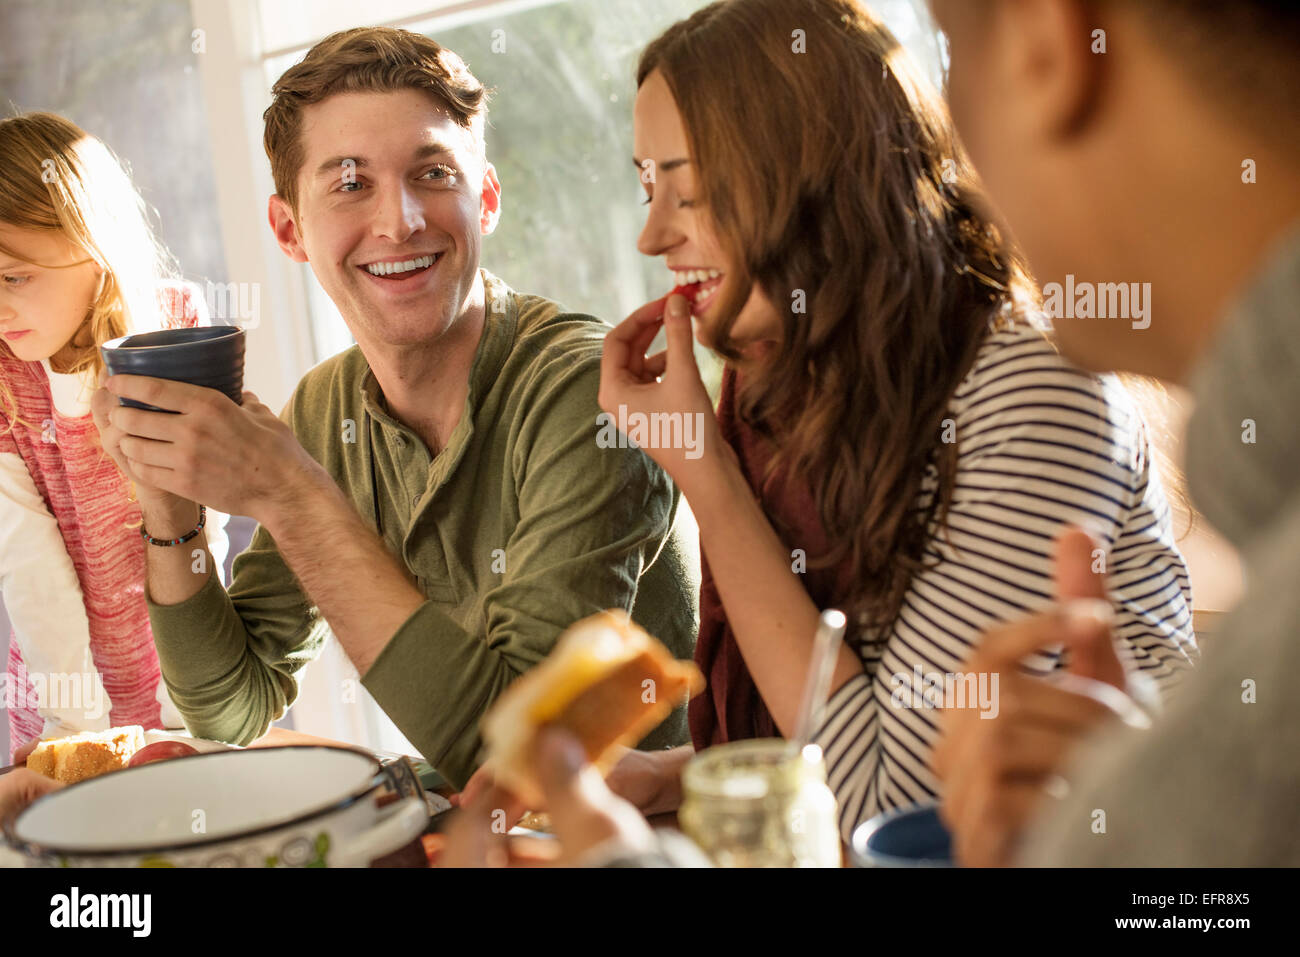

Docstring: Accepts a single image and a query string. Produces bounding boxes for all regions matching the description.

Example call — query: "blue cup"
[850,802,954,867]
[100,325,245,412]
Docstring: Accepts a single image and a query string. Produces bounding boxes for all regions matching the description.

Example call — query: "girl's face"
[633,70,781,362]
[0,224,102,365]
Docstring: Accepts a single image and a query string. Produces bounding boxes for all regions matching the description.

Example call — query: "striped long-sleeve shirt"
[810,325,1197,843]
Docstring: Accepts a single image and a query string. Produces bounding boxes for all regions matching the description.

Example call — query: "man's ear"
[268,194,309,263]
[479,162,502,236]
[999,0,1104,142]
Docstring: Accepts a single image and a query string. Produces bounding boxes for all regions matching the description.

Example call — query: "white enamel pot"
[4,746,427,868]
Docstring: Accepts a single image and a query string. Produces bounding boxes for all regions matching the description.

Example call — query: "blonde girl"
[0,112,226,761]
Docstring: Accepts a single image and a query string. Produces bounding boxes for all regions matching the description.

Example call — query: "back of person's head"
[639,0,1036,639]
[0,111,176,421]
[1126,0,1300,148]
[263,27,491,214]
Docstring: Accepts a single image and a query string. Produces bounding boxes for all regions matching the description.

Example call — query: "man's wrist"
[139,497,202,541]
[644,746,692,815]
[258,462,338,541]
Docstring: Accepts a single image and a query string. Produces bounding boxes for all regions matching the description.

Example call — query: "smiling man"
[91,28,699,787]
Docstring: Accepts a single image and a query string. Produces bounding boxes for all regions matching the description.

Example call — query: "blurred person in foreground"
[446,0,1212,867]
[928,0,1300,865]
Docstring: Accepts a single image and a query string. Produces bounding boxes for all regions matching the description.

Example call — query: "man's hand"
[933,528,1148,867]
[441,729,656,867]
[96,375,323,523]
[454,743,691,819]
[0,769,63,824]
[604,744,692,816]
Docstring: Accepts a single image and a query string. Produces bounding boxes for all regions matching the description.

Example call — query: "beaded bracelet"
[140,505,207,547]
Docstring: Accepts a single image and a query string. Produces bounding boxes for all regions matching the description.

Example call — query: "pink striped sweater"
[1,283,216,760]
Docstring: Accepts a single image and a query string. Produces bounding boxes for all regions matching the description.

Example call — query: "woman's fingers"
[601,298,668,396]
[0,769,63,824]
[534,728,654,864]
[662,294,697,369]
[606,296,670,347]
[626,317,665,382]
[643,350,668,380]
[940,672,1115,861]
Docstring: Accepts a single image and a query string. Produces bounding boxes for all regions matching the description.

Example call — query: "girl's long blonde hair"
[0,111,178,432]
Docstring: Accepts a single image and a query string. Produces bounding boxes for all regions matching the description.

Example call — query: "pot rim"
[3,745,387,860]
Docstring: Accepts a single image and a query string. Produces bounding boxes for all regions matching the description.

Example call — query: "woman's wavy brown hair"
[639,0,1038,643]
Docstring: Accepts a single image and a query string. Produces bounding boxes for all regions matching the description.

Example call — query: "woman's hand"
[599,293,727,495]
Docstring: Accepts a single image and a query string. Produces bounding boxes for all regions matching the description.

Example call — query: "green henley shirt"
[147,270,700,787]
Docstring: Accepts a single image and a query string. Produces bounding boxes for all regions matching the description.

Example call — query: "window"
[261,0,947,389]
[205,0,947,759]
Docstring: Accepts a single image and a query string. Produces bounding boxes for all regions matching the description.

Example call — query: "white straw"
[793,609,848,748]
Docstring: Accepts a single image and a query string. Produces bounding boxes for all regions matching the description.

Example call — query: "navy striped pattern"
[812,326,1198,843]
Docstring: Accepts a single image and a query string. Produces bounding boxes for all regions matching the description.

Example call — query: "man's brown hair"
[263,27,490,212]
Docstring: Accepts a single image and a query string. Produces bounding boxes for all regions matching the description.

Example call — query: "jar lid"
[683,739,827,800]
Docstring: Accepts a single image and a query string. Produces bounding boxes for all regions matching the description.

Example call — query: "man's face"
[270,88,501,352]
[930,0,1139,374]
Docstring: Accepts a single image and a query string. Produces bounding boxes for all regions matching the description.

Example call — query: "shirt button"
[411,495,420,508]
[395,434,408,447]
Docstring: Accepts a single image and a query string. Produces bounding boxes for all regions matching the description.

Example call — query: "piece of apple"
[128,741,199,767]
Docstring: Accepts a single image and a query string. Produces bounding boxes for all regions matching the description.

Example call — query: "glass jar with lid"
[678,739,840,867]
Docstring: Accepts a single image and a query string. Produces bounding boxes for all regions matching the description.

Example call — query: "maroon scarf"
[688,366,853,748]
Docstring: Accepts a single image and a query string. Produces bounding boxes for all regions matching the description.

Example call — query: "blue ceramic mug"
[100,325,245,412]
[850,802,954,867]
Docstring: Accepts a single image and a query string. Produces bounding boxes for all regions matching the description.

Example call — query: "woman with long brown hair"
[596,0,1197,843]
